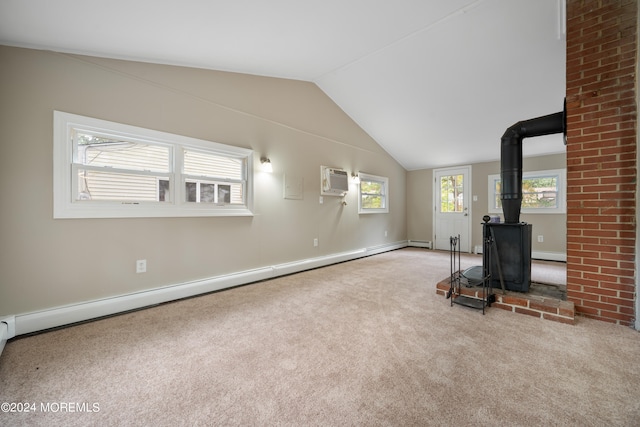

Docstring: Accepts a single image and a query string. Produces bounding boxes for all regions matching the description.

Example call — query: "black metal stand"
[447,234,494,314]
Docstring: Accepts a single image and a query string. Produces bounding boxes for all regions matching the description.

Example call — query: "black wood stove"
[483,222,532,292]
[484,103,565,293]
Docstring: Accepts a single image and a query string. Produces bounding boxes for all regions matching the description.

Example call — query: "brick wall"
[565,0,638,325]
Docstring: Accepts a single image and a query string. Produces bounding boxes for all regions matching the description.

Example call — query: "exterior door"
[434,166,472,252]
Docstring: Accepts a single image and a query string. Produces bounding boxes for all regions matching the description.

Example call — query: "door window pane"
[440,175,464,213]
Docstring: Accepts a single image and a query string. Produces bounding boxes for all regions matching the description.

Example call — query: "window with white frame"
[54,111,253,218]
[488,168,566,215]
[358,172,389,214]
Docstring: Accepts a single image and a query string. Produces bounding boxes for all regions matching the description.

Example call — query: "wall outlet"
[313,238,318,247]
[385,230,388,237]
[319,196,323,204]
[537,235,544,243]
[136,259,147,273]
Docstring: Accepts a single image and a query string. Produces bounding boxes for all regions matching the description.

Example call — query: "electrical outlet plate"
[136,259,147,273]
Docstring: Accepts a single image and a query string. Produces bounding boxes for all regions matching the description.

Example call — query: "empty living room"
[1,1,639,425]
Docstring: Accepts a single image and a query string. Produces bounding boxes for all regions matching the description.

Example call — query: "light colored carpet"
[1,248,638,426]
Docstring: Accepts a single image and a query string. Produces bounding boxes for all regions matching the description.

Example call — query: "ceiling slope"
[0,0,566,170]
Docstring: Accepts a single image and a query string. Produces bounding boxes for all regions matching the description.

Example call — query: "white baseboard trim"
[471,247,565,263]
[271,249,367,277]
[366,241,407,256]
[13,267,274,337]
[9,241,408,340]
[532,251,566,262]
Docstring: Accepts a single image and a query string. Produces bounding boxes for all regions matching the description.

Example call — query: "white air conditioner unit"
[321,166,349,196]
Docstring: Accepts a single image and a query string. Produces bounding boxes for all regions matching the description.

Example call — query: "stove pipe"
[501,105,566,223]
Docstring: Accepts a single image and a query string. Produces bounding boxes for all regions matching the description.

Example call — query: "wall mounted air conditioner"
[321,166,349,196]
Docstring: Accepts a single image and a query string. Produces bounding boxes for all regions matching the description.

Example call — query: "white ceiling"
[0,0,566,170]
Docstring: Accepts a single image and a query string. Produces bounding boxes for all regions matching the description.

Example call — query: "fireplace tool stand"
[446,234,496,314]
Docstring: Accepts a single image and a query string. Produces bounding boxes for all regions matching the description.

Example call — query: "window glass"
[183,149,243,180]
[440,174,464,213]
[76,133,170,172]
[360,180,385,209]
[76,169,170,202]
[73,132,172,202]
[522,176,558,209]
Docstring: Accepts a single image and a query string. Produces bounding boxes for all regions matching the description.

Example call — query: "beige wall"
[0,46,407,316]
[407,152,567,255]
[406,169,433,243]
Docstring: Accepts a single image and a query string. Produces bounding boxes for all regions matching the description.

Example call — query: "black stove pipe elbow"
[501,110,565,223]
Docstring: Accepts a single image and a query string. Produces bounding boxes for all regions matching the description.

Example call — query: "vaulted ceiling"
[0,0,566,170]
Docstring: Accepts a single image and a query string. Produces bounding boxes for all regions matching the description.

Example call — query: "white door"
[434,166,472,252]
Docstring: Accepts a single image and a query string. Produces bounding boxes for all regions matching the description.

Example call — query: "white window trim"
[358,172,389,214]
[488,168,566,215]
[53,111,254,218]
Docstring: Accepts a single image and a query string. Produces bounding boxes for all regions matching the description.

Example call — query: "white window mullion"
[174,146,185,206]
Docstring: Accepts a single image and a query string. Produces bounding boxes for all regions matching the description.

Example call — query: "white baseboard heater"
[0,316,16,357]
[408,240,432,249]
[473,245,566,262]
[1,242,408,350]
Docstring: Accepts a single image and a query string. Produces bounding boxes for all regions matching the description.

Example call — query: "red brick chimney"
[565,0,638,326]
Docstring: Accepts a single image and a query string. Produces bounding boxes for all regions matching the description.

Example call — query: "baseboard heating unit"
[1,242,408,343]
[408,240,432,249]
[0,316,16,358]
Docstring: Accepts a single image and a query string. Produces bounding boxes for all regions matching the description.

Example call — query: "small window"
[54,111,253,218]
[358,173,389,214]
[488,169,566,215]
